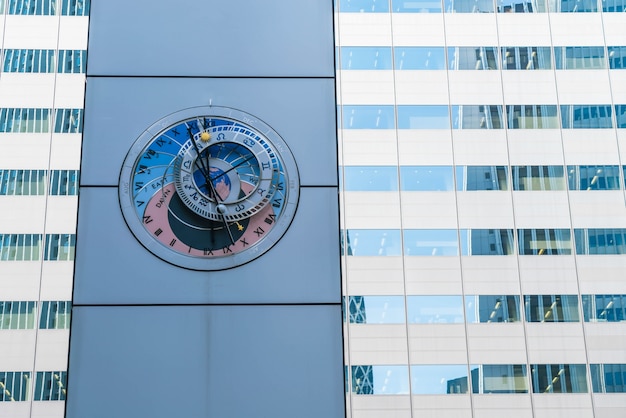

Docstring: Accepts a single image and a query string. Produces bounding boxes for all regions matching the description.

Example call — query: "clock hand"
[210,154,258,182]
[216,203,236,245]
[187,126,211,180]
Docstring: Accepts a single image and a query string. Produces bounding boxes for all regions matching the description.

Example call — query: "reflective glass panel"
[0,301,36,329]
[0,170,46,195]
[617,105,626,128]
[2,49,55,73]
[575,229,626,255]
[452,105,504,129]
[501,47,551,69]
[555,0,597,11]
[449,47,499,70]
[555,47,606,69]
[471,365,528,393]
[582,295,626,322]
[342,105,395,129]
[461,229,515,255]
[61,0,90,15]
[512,165,565,190]
[411,365,469,394]
[0,372,31,401]
[465,295,521,323]
[456,166,508,190]
[347,296,406,324]
[404,229,459,256]
[54,108,83,133]
[43,234,75,261]
[506,105,559,129]
[351,365,410,394]
[568,165,620,190]
[0,234,42,261]
[393,0,443,12]
[39,301,71,329]
[590,364,626,393]
[344,229,403,256]
[524,295,579,322]
[603,0,626,12]
[497,0,546,12]
[49,170,80,195]
[0,108,51,133]
[407,295,464,323]
[343,166,398,191]
[339,0,390,12]
[394,47,449,70]
[401,166,454,191]
[561,105,612,129]
[608,47,626,69]
[340,47,393,70]
[8,0,55,15]
[531,364,588,393]
[397,105,450,129]
[518,229,572,255]
[34,371,67,401]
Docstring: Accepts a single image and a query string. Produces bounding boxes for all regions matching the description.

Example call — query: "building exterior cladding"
[336,0,626,417]
[1,0,626,417]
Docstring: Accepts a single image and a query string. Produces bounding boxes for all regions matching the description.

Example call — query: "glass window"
[412,365,470,394]
[531,364,588,393]
[506,105,559,128]
[518,229,572,255]
[0,108,51,133]
[407,295,464,323]
[0,234,42,261]
[0,372,31,401]
[404,229,459,256]
[344,229,402,256]
[351,365,409,394]
[340,47,392,70]
[452,105,504,129]
[512,165,565,190]
[590,364,626,393]
[393,0,443,12]
[608,46,626,69]
[394,47,450,70]
[343,166,398,191]
[575,228,626,255]
[603,0,626,12]
[471,365,528,393]
[582,295,626,322]
[555,0,597,11]
[524,295,579,322]
[0,170,47,195]
[49,170,79,195]
[561,105,612,129]
[456,166,508,191]
[449,47,499,70]
[497,0,546,12]
[54,108,83,133]
[57,50,87,73]
[617,105,626,128]
[339,0,390,12]
[501,47,551,70]
[38,301,71,329]
[43,234,75,261]
[0,301,36,329]
[397,105,450,129]
[400,166,454,191]
[555,47,606,69]
[465,295,521,323]
[8,0,56,15]
[2,49,55,73]
[461,229,515,255]
[568,165,620,190]
[61,0,89,15]
[342,105,395,129]
[34,371,67,401]
[346,296,406,324]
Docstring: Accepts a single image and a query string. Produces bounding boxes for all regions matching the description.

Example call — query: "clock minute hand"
[211,154,257,183]
[204,174,235,245]
[187,127,211,181]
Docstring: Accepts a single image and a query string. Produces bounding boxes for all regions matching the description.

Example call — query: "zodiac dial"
[119,106,299,270]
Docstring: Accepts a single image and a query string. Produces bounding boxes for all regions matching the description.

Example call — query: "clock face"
[119,106,299,270]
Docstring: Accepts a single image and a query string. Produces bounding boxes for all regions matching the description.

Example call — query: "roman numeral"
[261,162,270,170]
[272,198,282,208]
[134,181,143,191]
[136,200,145,207]
[240,238,249,247]
[204,248,213,256]
[155,138,166,147]
[169,239,177,246]
[171,128,179,136]
[143,149,156,159]
[137,165,149,174]
[253,227,265,237]
[223,246,233,254]
[143,215,153,224]
[154,228,163,236]
[264,215,275,225]
[277,182,284,191]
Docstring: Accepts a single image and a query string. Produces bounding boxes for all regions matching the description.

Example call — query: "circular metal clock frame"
[118,106,300,271]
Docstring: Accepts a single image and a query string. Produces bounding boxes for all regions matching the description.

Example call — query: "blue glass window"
[561,105,612,129]
[394,47,449,70]
[61,0,89,15]
[603,0,626,11]
[449,47,499,70]
[49,170,79,195]
[351,365,409,394]
[531,364,587,393]
[407,295,464,323]
[608,47,626,69]
[502,47,552,70]
[397,105,450,129]
[447,0,496,12]
[339,0,390,12]
[512,166,565,190]
[452,105,505,129]
[575,228,626,255]
[344,229,402,256]
[34,371,67,401]
[0,170,46,195]
[54,108,83,133]
[0,301,36,329]
[582,295,626,322]
[456,166,508,190]
[506,105,559,128]
[412,365,470,394]
[497,0,545,12]
[471,365,528,393]
[0,108,51,133]
[342,105,395,129]
[557,0,597,11]
[38,301,71,329]
[57,50,87,73]
[43,234,75,261]
[343,166,398,191]
[616,105,626,128]
[8,0,56,15]
[518,229,572,255]
[461,229,515,255]
[591,364,626,393]
[3,49,55,73]
[465,295,521,323]
[401,166,454,191]
[555,47,606,69]
[0,372,31,401]
[346,296,406,324]
[524,295,579,322]
[393,0,443,12]
[340,47,392,70]
[568,165,620,190]
[0,234,42,261]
